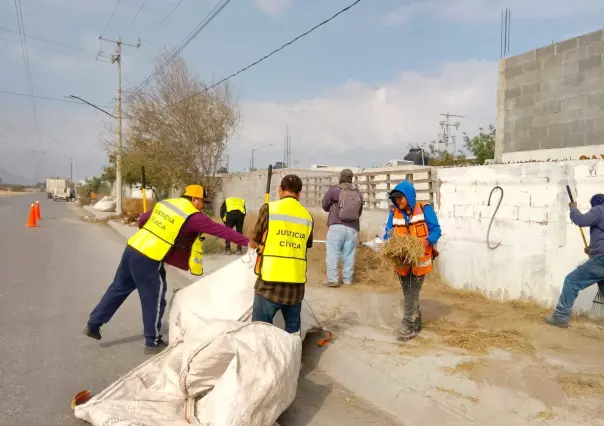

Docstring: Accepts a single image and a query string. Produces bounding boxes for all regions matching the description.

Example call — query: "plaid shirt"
[252,199,313,305]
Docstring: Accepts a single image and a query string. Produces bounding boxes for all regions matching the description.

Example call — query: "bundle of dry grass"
[425,319,534,355]
[380,233,425,268]
[556,372,604,397]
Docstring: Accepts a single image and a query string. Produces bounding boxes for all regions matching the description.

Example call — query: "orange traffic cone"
[35,200,41,220]
[26,203,38,228]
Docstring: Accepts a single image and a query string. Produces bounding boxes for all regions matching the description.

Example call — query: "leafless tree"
[104,51,239,198]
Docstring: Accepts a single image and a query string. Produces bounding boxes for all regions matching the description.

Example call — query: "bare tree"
[105,51,240,198]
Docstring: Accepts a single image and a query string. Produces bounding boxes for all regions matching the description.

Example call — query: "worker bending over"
[250,175,313,336]
[220,197,246,255]
[545,194,604,328]
[83,185,249,354]
[384,180,441,340]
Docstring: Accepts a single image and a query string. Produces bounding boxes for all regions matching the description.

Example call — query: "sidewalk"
[303,284,604,426]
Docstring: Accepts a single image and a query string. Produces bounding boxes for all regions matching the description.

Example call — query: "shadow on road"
[100,334,144,348]
[278,334,330,426]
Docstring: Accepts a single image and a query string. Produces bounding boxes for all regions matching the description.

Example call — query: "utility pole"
[438,113,464,154]
[283,126,292,168]
[98,35,140,215]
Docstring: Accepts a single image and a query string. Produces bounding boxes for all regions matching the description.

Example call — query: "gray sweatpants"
[398,274,425,332]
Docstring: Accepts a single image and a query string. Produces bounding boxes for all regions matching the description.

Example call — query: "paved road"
[0,195,398,426]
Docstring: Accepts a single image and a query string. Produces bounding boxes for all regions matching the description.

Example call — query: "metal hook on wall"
[487,186,504,250]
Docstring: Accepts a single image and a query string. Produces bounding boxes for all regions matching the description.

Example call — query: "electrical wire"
[125,0,232,103]
[102,0,123,34]
[168,0,362,108]
[124,0,148,33]
[156,0,186,30]
[0,36,96,60]
[0,26,87,52]
[14,0,41,144]
[0,90,111,108]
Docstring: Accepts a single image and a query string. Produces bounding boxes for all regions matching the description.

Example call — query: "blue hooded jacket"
[570,193,604,257]
[383,180,442,245]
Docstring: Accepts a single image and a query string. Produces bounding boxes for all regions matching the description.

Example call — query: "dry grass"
[556,372,604,397]
[425,319,534,355]
[122,198,156,223]
[380,233,425,268]
[435,386,479,403]
[441,359,486,377]
[535,410,555,420]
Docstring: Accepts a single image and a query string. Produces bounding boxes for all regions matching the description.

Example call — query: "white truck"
[46,178,74,201]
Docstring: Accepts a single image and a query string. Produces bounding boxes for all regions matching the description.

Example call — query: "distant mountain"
[0,168,29,185]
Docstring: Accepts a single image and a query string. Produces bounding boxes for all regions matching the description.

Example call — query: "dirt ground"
[304,242,604,423]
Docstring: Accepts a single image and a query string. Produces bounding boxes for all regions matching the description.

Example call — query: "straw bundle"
[380,233,425,268]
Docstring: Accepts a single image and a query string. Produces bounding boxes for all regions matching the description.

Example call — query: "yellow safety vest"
[223,197,246,221]
[127,198,204,276]
[254,197,313,284]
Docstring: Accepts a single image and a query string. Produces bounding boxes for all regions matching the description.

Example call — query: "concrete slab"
[303,286,604,426]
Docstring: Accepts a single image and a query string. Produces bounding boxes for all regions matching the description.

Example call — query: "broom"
[566,185,604,316]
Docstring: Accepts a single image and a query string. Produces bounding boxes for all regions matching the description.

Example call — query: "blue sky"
[1,0,604,182]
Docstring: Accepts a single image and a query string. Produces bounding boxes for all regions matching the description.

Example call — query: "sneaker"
[83,326,102,341]
[144,338,168,355]
[325,281,340,288]
[544,315,569,328]
[397,327,418,341]
[343,281,352,286]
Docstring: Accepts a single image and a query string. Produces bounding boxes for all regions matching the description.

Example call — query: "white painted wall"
[502,145,604,163]
[436,160,604,312]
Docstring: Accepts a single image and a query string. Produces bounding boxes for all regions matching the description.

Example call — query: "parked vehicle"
[46,178,68,199]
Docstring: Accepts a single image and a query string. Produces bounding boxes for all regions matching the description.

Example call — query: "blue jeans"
[553,256,604,323]
[88,246,168,347]
[251,293,302,333]
[326,224,358,284]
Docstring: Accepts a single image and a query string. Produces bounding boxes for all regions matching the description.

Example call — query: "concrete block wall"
[437,160,604,311]
[497,29,604,162]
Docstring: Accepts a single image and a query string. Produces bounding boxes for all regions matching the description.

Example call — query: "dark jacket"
[322,183,363,232]
[571,194,604,257]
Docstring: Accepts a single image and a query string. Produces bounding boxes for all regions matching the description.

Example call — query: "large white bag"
[74,321,301,426]
[74,252,325,426]
[169,251,321,343]
[93,196,117,212]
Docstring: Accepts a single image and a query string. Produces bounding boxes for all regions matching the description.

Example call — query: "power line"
[125,0,232,103]
[0,26,87,52]
[0,90,112,108]
[0,36,96,60]
[102,0,123,34]
[14,0,41,145]
[156,0,186,30]
[169,0,362,108]
[124,0,148,33]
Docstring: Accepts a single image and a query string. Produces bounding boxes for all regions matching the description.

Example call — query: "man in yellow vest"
[250,175,313,336]
[83,185,249,354]
[220,197,246,255]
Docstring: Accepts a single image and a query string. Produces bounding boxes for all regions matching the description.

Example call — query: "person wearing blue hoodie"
[545,194,604,328]
[384,180,441,340]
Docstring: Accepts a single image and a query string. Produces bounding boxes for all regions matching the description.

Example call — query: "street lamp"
[53,140,77,199]
[251,143,273,171]
[67,94,121,214]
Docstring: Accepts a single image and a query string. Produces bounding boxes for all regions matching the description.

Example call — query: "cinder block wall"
[496,29,604,162]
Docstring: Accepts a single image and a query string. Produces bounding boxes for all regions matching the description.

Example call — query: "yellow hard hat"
[184,184,210,201]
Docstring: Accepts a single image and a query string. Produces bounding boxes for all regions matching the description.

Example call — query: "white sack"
[75,252,326,426]
[93,196,117,212]
[169,251,322,344]
[74,321,301,426]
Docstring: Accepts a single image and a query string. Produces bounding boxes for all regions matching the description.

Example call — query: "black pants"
[398,274,425,332]
[224,211,245,250]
